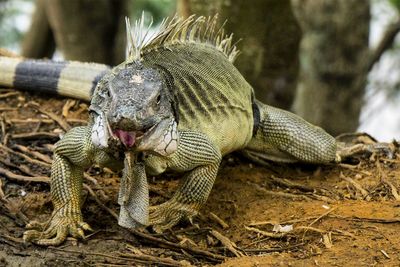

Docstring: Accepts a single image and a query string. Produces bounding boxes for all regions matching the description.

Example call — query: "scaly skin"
[23,16,339,246]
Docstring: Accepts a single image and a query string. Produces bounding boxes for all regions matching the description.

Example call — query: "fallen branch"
[0,144,51,168]
[0,158,44,178]
[330,214,400,224]
[13,144,53,163]
[339,163,372,176]
[375,160,400,201]
[117,251,192,267]
[128,228,226,262]
[384,179,400,201]
[243,243,305,253]
[83,179,226,262]
[270,175,315,192]
[244,226,287,238]
[49,247,152,266]
[249,181,313,201]
[340,172,371,201]
[308,206,338,227]
[0,108,17,112]
[10,132,59,140]
[0,179,4,199]
[28,102,71,131]
[209,212,229,229]
[83,184,117,219]
[7,118,86,124]
[210,229,245,257]
[306,193,336,204]
[62,99,76,118]
[0,167,49,183]
[0,92,19,99]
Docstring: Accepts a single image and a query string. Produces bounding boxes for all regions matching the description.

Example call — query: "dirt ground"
[0,89,399,267]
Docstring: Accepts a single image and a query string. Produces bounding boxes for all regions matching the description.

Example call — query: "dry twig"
[270,175,315,192]
[128,228,226,262]
[81,179,226,262]
[83,184,117,219]
[0,108,17,112]
[10,132,59,140]
[0,167,49,183]
[28,102,71,131]
[210,229,245,257]
[0,158,43,178]
[13,144,52,163]
[249,181,313,201]
[244,226,287,238]
[0,179,4,199]
[7,118,86,124]
[340,172,371,200]
[308,206,338,227]
[62,99,76,118]
[0,144,51,168]
[209,212,229,229]
[0,92,19,99]
[339,163,372,176]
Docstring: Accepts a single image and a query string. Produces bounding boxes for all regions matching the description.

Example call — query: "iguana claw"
[24,214,92,246]
[148,200,198,233]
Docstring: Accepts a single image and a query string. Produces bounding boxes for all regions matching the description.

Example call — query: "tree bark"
[44,0,128,65]
[179,0,301,109]
[21,0,55,59]
[292,0,370,135]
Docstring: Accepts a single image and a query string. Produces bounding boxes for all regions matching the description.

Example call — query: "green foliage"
[129,0,176,24]
[389,0,400,11]
[0,0,32,49]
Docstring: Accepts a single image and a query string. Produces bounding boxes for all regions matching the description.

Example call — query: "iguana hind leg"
[244,102,338,164]
[148,131,221,232]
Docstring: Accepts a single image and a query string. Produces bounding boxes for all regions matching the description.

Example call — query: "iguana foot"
[24,213,92,246]
[335,132,397,162]
[336,143,396,162]
[148,200,198,232]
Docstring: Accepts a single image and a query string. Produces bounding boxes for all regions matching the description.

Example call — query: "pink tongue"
[114,130,136,147]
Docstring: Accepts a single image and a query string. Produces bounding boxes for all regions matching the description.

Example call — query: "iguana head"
[89,61,178,156]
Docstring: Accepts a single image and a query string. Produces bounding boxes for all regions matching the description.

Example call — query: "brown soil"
[0,89,399,267]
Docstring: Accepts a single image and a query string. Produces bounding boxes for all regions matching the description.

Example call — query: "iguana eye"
[156,94,161,104]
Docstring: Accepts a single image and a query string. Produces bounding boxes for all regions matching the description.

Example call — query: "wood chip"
[380,249,390,259]
[322,232,333,249]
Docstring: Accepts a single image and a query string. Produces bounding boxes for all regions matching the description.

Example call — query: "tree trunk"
[21,0,55,59]
[44,0,128,65]
[292,0,370,135]
[178,0,301,109]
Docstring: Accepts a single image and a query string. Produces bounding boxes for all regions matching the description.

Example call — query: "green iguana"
[0,15,369,246]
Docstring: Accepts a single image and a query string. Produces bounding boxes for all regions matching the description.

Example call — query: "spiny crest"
[125,14,240,63]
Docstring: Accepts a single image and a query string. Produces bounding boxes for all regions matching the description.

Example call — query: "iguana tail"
[0,56,110,101]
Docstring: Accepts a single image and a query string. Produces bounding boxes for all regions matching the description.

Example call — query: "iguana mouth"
[107,117,177,156]
[113,130,137,147]
[112,123,157,148]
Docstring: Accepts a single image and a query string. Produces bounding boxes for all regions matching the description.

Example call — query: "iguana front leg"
[24,126,118,246]
[148,131,221,231]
